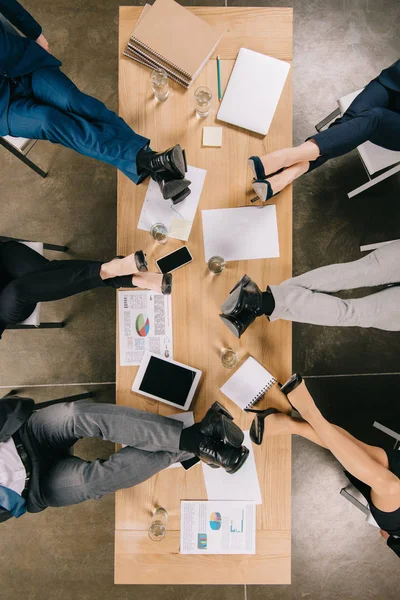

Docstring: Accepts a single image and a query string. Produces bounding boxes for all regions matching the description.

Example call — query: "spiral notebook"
[220,357,276,411]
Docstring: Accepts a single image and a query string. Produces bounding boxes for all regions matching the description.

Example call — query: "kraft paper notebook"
[124,0,222,87]
[220,357,277,411]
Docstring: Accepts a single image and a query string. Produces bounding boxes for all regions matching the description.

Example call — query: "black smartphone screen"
[157,246,192,274]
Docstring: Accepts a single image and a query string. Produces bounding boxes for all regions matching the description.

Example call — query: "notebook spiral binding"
[244,377,277,411]
[132,37,192,81]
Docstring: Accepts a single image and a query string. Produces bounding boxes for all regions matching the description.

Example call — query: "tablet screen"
[139,356,197,407]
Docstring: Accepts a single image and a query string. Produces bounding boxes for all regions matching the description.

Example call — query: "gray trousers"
[23,401,192,508]
[269,241,400,330]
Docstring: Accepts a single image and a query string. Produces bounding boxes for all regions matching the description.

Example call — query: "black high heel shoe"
[161,273,173,295]
[248,156,285,181]
[244,407,281,445]
[278,373,303,408]
[219,275,264,338]
[134,250,148,272]
[279,373,303,396]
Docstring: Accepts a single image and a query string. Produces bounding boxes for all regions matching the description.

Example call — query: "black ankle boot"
[198,439,249,474]
[221,275,264,317]
[199,401,244,447]
[154,173,192,203]
[219,275,266,337]
[137,145,187,179]
[219,310,257,338]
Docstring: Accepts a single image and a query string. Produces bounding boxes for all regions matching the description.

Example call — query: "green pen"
[217,55,222,101]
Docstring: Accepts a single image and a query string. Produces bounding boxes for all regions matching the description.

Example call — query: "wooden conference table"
[115,6,293,585]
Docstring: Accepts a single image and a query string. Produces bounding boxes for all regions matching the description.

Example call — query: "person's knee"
[0,280,28,323]
[365,106,387,125]
[375,475,400,498]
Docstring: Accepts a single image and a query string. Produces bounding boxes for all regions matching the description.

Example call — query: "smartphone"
[156,246,193,274]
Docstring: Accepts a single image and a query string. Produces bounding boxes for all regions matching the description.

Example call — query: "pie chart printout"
[135,314,150,337]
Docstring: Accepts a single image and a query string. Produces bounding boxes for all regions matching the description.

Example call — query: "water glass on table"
[150,222,168,244]
[148,507,168,541]
[151,68,169,102]
[208,255,225,274]
[194,86,212,118]
[221,347,239,369]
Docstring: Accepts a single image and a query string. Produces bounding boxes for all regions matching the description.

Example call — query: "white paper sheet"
[201,431,262,504]
[180,500,256,554]
[137,166,207,241]
[118,290,173,366]
[201,205,280,261]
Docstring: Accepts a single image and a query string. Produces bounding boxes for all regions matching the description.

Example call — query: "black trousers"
[0,241,134,336]
[308,79,400,171]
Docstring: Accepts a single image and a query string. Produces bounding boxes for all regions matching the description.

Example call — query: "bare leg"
[265,412,388,466]
[100,253,165,293]
[287,382,400,512]
[254,141,320,176]
[265,161,310,195]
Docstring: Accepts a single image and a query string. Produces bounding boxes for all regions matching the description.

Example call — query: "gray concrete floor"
[1,0,400,598]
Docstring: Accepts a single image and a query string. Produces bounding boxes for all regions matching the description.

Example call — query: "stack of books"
[124,0,222,89]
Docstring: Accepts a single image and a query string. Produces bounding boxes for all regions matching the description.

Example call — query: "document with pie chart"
[180,500,256,554]
[118,290,173,366]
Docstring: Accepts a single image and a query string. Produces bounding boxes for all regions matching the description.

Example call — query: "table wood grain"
[115,6,293,584]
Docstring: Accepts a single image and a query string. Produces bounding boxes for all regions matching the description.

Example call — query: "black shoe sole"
[161,273,172,295]
[170,145,186,178]
[226,446,250,474]
[159,177,191,200]
[134,250,148,272]
[172,186,191,204]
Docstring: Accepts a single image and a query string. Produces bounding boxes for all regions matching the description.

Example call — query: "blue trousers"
[308,79,400,171]
[7,66,150,183]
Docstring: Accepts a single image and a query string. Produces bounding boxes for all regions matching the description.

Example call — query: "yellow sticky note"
[202,127,223,147]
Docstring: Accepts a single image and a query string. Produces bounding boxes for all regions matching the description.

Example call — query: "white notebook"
[217,48,290,135]
[220,357,276,410]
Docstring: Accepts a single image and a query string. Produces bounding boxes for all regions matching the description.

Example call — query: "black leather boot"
[219,275,265,337]
[137,145,187,179]
[221,275,264,317]
[219,310,257,338]
[200,401,244,447]
[154,173,192,204]
[198,439,249,474]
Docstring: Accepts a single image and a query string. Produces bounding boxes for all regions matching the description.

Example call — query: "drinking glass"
[151,68,169,102]
[221,347,239,369]
[194,86,212,118]
[148,507,168,541]
[208,255,225,274]
[150,222,168,244]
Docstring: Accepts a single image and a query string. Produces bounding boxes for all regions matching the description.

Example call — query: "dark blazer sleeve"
[0,396,34,442]
[387,535,400,558]
[0,0,42,39]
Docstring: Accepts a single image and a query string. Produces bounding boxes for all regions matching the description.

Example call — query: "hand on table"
[35,33,50,52]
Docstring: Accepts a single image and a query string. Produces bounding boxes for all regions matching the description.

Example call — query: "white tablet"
[132,352,202,411]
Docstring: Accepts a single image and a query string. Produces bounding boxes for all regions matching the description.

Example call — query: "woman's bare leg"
[254,141,320,176]
[252,161,311,200]
[286,382,400,512]
[100,253,164,293]
[265,412,388,466]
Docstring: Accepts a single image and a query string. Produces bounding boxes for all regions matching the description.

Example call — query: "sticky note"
[202,127,223,147]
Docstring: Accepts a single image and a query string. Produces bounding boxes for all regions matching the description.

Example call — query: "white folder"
[217,48,290,136]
